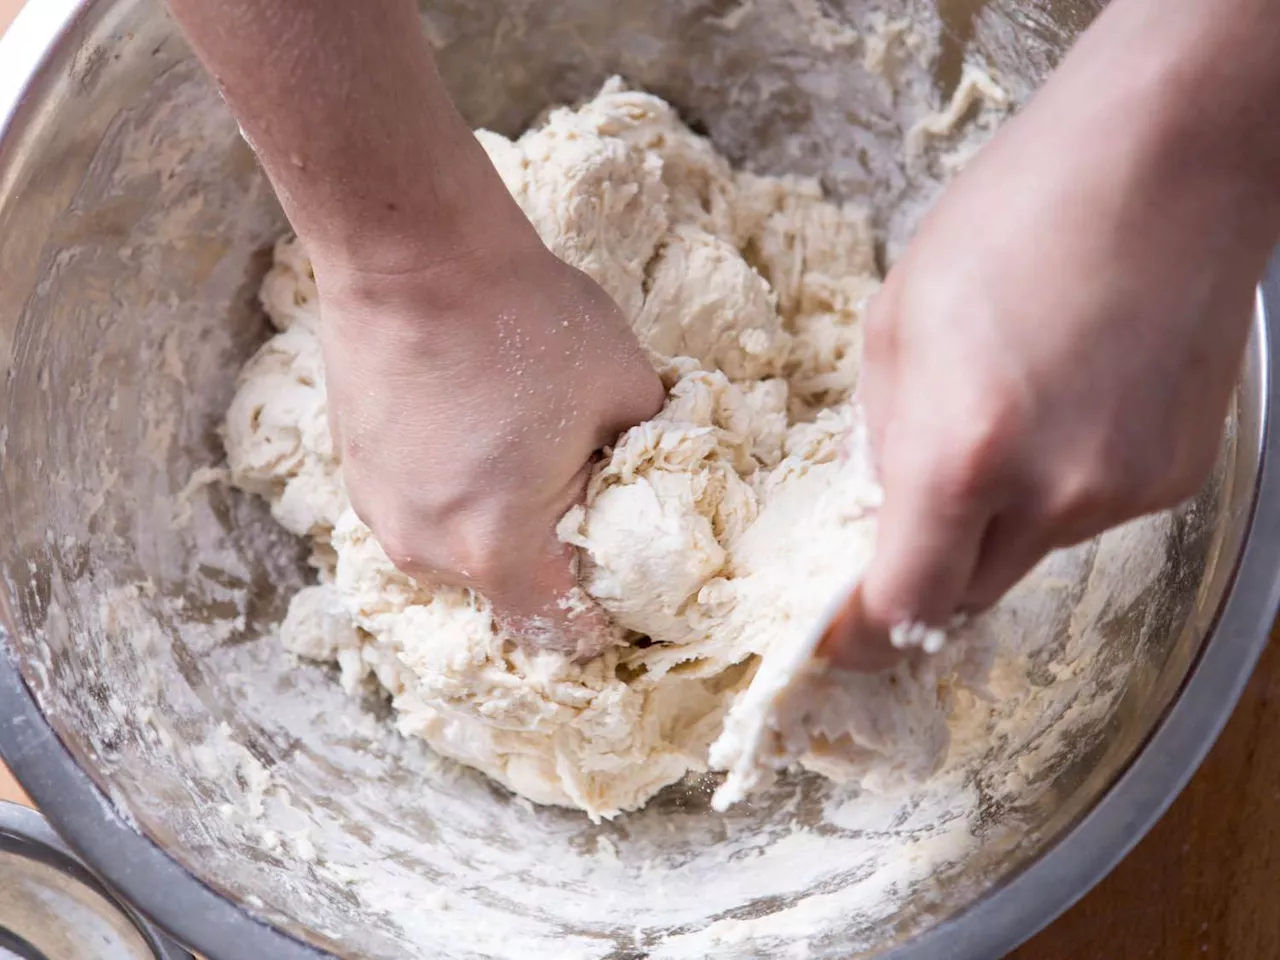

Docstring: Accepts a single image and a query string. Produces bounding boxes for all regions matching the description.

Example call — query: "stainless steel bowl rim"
[1,3,1278,959]
[0,801,194,960]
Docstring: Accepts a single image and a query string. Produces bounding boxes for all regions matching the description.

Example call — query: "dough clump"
[224,79,990,820]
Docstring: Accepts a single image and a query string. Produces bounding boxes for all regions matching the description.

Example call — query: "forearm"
[166,0,521,271]
[1061,0,1280,236]
[1164,0,1280,167]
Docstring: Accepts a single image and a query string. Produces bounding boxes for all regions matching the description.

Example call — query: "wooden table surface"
[3,1,1279,957]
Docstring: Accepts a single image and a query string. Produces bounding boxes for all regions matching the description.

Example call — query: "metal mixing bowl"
[1,1,1279,958]
[0,801,194,960]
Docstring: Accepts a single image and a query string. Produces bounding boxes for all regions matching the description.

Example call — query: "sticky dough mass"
[224,80,990,820]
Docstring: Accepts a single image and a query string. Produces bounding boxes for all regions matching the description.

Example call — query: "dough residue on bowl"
[222,78,994,821]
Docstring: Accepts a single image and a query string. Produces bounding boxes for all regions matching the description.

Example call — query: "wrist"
[312,222,552,342]
[1138,65,1280,262]
[1078,0,1280,239]
[299,138,537,281]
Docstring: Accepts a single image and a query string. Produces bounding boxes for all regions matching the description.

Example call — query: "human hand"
[168,0,664,656]
[314,229,665,659]
[827,4,1280,670]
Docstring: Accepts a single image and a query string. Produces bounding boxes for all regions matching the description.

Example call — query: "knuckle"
[440,525,521,596]
[1043,464,1121,540]
[347,497,433,577]
[1048,466,1112,517]
[931,398,1023,504]
[370,526,424,574]
[1043,452,1190,544]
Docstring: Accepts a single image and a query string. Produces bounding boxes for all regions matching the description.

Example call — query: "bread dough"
[223,79,991,820]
